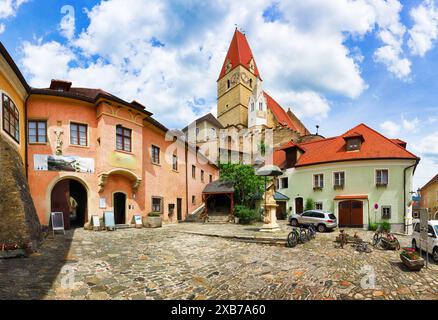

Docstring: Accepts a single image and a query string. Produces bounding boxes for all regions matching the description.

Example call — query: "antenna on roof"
[316,125,320,135]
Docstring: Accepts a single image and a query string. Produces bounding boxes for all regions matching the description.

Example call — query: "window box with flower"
[400,247,424,271]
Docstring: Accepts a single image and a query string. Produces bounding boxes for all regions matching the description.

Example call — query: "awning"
[334,194,368,200]
[274,191,289,201]
[202,180,234,194]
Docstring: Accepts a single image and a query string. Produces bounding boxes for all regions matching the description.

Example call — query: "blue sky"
[0,0,437,189]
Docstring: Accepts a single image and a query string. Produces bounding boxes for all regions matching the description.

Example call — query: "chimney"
[49,79,72,92]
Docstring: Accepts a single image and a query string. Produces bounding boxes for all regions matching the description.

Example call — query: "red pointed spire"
[218,29,260,80]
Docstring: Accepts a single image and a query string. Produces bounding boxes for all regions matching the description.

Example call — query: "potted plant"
[235,205,256,225]
[400,247,424,271]
[143,212,162,228]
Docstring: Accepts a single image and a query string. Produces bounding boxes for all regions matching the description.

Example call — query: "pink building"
[27,80,218,229]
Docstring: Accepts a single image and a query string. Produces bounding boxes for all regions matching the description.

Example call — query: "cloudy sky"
[1,0,437,189]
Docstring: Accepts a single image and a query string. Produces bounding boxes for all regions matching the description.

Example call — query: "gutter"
[403,158,420,234]
[185,141,189,219]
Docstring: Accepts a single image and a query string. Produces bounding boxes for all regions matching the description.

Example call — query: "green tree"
[305,198,315,211]
[219,163,264,208]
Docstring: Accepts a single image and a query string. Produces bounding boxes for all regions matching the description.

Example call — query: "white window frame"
[333,171,345,187]
[313,173,324,189]
[280,177,289,189]
[375,168,389,186]
[315,201,323,210]
[382,205,391,220]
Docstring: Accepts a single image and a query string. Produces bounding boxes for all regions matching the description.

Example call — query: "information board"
[51,212,65,235]
[92,215,100,227]
[104,211,115,229]
[133,215,142,226]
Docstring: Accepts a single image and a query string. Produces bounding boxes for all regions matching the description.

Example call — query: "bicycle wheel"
[299,229,308,243]
[394,238,400,250]
[287,232,298,248]
[372,234,379,247]
[308,225,316,239]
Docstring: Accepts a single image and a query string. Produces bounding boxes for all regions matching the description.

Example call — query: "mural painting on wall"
[34,155,95,173]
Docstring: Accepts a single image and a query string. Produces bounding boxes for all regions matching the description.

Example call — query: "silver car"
[289,210,337,232]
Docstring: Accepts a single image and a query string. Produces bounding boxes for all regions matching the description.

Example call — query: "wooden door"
[350,201,363,226]
[295,197,303,214]
[339,200,363,227]
[51,179,70,230]
[177,198,182,221]
[114,192,126,224]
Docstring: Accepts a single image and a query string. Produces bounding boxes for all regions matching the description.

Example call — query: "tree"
[305,198,315,211]
[219,163,264,208]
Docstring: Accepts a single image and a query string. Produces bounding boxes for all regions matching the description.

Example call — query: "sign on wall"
[34,155,94,173]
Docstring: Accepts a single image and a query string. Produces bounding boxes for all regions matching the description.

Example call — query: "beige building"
[420,174,438,220]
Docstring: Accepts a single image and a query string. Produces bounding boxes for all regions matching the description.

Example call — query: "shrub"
[305,198,315,211]
[235,205,257,224]
[368,223,378,231]
[148,212,161,217]
[380,220,391,232]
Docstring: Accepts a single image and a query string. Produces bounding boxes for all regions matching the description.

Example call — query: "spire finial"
[316,125,320,135]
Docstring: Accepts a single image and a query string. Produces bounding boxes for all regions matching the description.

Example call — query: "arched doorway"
[51,179,87,230]
[113,192,126,224]
[338,200,363,227]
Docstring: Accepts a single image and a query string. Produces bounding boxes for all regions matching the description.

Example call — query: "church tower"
[217,29,260,128]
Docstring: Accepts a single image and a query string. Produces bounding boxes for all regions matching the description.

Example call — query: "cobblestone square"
[0,223,437,300]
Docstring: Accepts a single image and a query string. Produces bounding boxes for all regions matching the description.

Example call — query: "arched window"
[251,102,254,111]
[249,79,253,88]
[259,102,263,111]
[227,79,230,89]
[2,94,19,142]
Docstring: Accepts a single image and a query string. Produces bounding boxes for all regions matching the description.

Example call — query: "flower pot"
[400,253,424,271]
[234,217,239,224]
[143,216,162,228]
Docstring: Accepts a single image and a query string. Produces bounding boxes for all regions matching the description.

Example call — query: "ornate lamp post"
[256,164,283,232]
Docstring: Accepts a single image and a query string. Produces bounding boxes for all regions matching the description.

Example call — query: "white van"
[412,220,438,262]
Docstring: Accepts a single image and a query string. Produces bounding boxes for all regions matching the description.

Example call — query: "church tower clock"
[217,29,260,128]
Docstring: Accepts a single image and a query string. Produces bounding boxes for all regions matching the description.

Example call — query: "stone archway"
[50,177,88,230]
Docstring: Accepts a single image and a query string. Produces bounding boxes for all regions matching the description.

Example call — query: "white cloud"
[408,0,438,57]
[416,131,438,155]
[18,0,430,127]
[380,120,400,137]
[0,23,5,34]
[0,0,27,27]
[402,117,420,133]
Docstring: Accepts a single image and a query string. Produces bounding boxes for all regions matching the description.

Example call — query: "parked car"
[289,210,337,232]
[411,220,438,263]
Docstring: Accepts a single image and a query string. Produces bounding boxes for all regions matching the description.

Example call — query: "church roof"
[263,92,297,130]
[218,29,260,80]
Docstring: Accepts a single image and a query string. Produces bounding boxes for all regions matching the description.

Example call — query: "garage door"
[339,200,363,227]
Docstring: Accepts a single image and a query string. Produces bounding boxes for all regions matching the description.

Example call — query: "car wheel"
[290,219,298,227]
[412,239,418,251]
[317,224,326,233]
[433,247,438,263]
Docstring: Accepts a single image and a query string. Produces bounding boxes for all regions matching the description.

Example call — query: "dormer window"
[346,138,361,151]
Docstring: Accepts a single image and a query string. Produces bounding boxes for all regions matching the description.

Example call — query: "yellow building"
[0,42,30,165]
[420,174,438,220]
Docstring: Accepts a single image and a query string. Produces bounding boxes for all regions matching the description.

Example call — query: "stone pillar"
[260,203,280,232]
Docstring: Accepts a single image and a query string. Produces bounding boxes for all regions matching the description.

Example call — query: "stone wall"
[0,135,41,250]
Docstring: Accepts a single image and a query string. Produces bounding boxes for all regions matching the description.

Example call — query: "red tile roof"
[218,29,260,80]
[264,92,297,130]
[274,123,418,168]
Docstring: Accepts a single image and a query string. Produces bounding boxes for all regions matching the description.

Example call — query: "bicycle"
[352,241,372,253]
[305,224,317,240]
[373,228,400,250]
[287,227,308,248]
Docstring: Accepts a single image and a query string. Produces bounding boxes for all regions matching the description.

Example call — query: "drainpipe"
[24,94,30,179]
[185,141,189,219]
[403,158,420,234]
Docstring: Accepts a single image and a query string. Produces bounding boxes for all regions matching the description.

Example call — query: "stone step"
[206,215,230,224]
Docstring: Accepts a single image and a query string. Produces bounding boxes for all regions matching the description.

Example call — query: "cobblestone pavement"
[0,223,437,300]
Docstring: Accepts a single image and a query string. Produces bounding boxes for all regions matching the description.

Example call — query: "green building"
[274,124,419,233]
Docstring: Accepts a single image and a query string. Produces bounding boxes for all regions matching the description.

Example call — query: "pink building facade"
[27,80,218,229]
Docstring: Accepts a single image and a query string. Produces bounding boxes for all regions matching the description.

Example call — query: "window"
[196,127,200,137]
[2,94,19,142]
[192,195,196,205]
[70,122,87,146]
[280,177,288,189]
[201,170,204,182]
[249,79,253,88]
[151,145,160,164]
[333,172,345,187]
[376,169,389,186]
[152,197,162,213]
[209,174,213,183]
[382,206,391,219]
[313,174,324,189]
[116,125,131,152]
[192,165,196,179]
[210,128,216,138]
[227,79,230,89]
[315,202,323,210]
[346,138,361,151]
[259,102,263,111]
[172,154,178,171]
[251,102,254,111]
[28,120,46,143]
